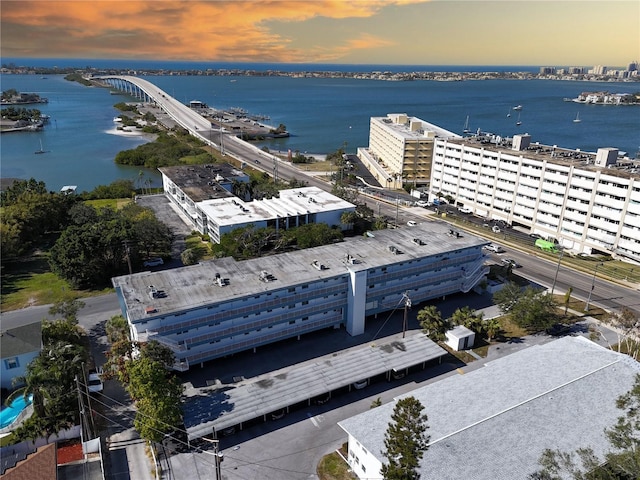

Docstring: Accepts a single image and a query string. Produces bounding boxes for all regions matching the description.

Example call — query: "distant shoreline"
[1,64,638,84]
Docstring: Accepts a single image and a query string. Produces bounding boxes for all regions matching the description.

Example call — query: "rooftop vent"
[388,245,401,255]
[311,260,327,271]
[214,272,227,287]
[346,253,359,265]
[259,270,276,282]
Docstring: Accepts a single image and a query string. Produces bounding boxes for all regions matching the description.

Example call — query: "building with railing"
[430,133,640,262]
[159,165,356,243]
[357,113,460,190]
[112,222,489,371]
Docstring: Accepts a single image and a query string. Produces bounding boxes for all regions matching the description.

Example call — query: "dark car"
[501,258,522,268]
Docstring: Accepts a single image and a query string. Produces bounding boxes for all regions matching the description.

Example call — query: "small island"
[565,90,640,105]
[1,89,50,133]
[0,89,48,105]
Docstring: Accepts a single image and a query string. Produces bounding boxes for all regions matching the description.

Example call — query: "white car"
[88,371,103,393]
[143,257,164,267]
[352,379,368,390]
[407,220,418,227]
[415,200,430,208]
[458,206,472,214]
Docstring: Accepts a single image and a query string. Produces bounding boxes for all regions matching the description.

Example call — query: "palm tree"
[484,318,502,342]
[417,305,451,342]
[451,306,484,334]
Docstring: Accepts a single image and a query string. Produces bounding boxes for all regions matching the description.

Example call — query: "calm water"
[1,68,638,192]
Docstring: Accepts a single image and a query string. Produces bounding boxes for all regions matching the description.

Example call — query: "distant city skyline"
[1,1,638,66]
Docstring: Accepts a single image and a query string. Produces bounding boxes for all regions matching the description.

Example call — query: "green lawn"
[0,254,110,312]
[317,444,355,480]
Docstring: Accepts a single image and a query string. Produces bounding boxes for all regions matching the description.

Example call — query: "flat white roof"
[373,114,460,141]
[197,186,355,227]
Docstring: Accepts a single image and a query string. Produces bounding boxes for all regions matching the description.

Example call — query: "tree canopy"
[417,305,452,342]
[381,396,430,480]
[494,282,558,332]
[48,203,172,288]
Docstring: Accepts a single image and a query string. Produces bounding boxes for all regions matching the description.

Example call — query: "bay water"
[1,68,638,192]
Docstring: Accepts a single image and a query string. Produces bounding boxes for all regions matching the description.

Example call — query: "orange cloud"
[0,0,429,61]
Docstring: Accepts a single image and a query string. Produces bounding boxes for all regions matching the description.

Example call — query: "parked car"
[87,370,103,393]
[143,257,164,267]
[492,225,501,233]
[312,392,331,405]
[458,206,472,214]
[415,200,430,208]
[352,379,368,390]
[270,409,286,420]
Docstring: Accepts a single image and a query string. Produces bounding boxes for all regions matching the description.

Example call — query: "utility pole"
[402,291,411,338]
[585,262,603,312]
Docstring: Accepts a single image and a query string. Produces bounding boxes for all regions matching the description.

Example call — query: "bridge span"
[96,75,218,145]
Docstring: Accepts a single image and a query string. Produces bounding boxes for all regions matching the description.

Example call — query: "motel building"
[112,222,489,371]
[158,165,356,243]
[430,133,640,262]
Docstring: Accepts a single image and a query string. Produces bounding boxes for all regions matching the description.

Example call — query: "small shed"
[445,325,475,351]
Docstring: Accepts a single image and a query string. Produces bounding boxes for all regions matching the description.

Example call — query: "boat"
[573,112,581,123]
[513,105,523,111]
[34,139,48,154]
[506,109,511,118]
[463,115,470,134]
[516,113,522,126]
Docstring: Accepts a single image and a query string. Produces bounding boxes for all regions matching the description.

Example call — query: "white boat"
[506,109,511,118]
[113,116,123,123]
[573,112,581,123]
[513,105,523,111]
[516,113,522,126]
[34,139,48,154]
[463,115,470,134]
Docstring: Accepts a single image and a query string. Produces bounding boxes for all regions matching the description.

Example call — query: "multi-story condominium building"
[112,222,489,371]
[357,113,460,190]
[159,165,355,243]
[430,133,640,262]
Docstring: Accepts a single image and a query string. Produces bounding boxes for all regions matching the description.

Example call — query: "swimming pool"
[0,394,33,429]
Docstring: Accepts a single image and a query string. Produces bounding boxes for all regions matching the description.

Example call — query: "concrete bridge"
[96,75,218,145]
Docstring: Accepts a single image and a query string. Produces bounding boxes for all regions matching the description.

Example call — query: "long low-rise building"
[159,165,356,243]
[430,133,640,262]
[112,222,489,371]
[338,335,640,480]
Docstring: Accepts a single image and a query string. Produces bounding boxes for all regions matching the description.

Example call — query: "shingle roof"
[0,321,42,358]
[338,336,640,480]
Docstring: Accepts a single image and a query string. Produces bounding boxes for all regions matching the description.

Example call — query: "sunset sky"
[1,0,638,66]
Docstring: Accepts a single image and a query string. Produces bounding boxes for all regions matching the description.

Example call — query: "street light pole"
[585,262,603,312]
[550,248,564,296]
